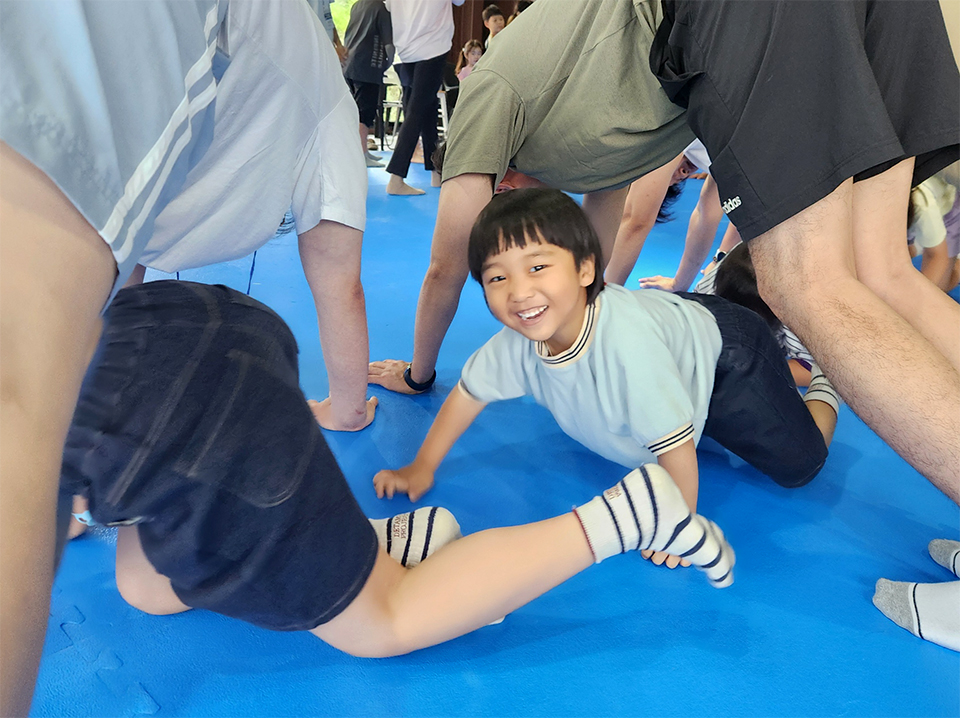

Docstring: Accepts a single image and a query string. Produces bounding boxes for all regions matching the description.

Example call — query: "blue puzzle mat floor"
[33,158,960,717]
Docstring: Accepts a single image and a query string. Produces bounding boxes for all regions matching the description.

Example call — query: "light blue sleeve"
[459,329,532,403]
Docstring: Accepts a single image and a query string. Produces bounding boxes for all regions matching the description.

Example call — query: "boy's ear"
[579,256,597,288]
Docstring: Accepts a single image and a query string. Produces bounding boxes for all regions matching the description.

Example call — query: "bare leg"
[115,527,191,615]
[851,159,960,370]
[750,170,960,503]
[368,173,493,392]
[312,514,593,657]
[0,143,116,715]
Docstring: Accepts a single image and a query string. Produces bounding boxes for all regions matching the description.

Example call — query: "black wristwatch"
[403,364,437,393]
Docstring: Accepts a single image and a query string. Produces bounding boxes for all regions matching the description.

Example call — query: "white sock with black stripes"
[370,506,462,568]
[803,363,841,416]
[573,464,735,588]
[873,578,960,652]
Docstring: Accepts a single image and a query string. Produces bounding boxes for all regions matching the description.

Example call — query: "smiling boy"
[375,188,842,568]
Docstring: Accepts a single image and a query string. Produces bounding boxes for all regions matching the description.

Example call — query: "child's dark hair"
[468,188,604,303]
[455,39,483,75]
[482,4,504,21]
[714,242,782,332]
[657,182,684,224]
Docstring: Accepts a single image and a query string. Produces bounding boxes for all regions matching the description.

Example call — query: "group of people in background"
[1,1,958,715]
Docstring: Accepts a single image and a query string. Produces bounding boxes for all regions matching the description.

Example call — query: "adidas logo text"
[721,196,742,214]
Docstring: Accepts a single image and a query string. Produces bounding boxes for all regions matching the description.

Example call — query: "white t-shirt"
[385,0,464,63]
[459,284,723,469]
[142,0,366,272]
[683,139,712,173]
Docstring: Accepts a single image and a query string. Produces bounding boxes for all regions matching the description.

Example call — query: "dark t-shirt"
[344,0,394,85]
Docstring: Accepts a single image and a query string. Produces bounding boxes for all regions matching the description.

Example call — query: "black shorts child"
[652,0,960,240]
[680,293,828,488]
[60,281,379,631]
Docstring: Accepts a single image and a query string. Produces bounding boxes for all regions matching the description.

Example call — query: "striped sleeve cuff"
[647,424,695,456]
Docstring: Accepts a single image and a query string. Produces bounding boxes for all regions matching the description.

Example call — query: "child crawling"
[375,188,840,569]
[60,279,735,661]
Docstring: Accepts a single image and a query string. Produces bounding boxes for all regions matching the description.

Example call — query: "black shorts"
[60,281,378,631]
[679,293,828,488]
[652,0,960,240]
[348,79,381,128]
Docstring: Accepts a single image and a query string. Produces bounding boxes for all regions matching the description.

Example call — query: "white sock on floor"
[804,363,841,415]
[573,464,735,588]
[928,539,960,578]
[370,507,462,568]
[873,578,960,652]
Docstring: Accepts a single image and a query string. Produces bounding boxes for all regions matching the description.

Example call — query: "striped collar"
[536,296,600,366]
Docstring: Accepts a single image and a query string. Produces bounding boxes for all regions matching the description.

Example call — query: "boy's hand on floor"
[308,397,378,431]
[373,464,435,501]
[368,359,424,394]
[640,549,691,569]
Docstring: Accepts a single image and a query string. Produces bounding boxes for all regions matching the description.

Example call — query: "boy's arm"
[299,220,378,431]
[374,385,487,501]
[640,439,700,569]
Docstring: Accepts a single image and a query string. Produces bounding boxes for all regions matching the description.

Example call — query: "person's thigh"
[680,293,827,487]
[63,281,380,632]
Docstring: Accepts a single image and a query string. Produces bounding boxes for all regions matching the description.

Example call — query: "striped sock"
[370,507,462,568]
[573,464,735,588]
[804,363,840,415]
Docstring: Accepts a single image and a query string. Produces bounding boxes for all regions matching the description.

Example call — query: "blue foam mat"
[34,159,960,717]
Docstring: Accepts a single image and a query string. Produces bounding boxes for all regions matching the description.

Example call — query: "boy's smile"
[480,237,595,355]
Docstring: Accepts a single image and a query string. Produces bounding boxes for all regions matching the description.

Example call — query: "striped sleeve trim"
[647,424,694,455]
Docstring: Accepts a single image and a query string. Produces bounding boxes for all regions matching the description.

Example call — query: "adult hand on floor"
[368,359,430,394]
[638,275,679,292]
[373,463,435,501]
[309,396,378,431]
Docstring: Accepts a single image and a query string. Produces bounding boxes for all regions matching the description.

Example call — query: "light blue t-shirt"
[460,284,723,469]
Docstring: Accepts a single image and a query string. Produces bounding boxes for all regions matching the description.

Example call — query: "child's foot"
[873,578,960,651]
[928,539,960,577]
[386,175,426,196]
[370,507,462,568]
[574,464,735,587]
[431,170,442,188]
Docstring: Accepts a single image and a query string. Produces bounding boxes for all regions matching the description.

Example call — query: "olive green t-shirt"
[442,0,694,193]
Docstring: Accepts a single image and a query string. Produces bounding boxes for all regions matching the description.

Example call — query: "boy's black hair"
[714,242,782,333]
[482,4,504,21]
[468,187,604,303]
[656,182,684,224]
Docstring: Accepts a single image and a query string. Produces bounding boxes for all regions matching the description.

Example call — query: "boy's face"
[479,235,595,355]
[484,14,505,35]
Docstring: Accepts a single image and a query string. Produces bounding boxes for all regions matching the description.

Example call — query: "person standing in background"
[344,0,394,167]
[384,0,464,196]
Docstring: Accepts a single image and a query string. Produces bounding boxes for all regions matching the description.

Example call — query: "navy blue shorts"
[652,0,960,240]
[60,281,379,631]
[679,293,828,488]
